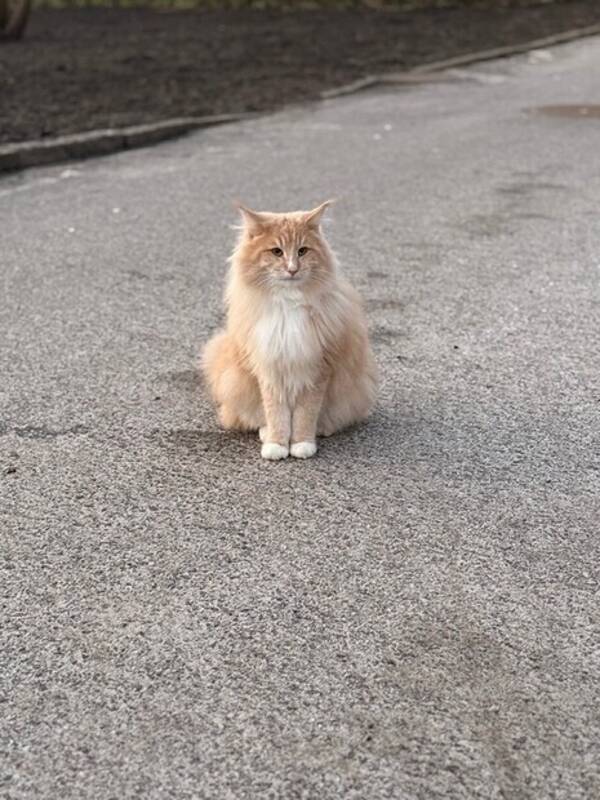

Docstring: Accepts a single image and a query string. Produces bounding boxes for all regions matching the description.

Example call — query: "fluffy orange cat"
[202,202,377,460]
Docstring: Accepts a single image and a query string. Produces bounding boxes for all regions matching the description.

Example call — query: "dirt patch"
[1,3,599,144]
[532,104,600,118]
[0,422,89,439]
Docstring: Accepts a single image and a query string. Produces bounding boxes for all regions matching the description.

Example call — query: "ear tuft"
[235,202,271,235]
[304,199,335,229]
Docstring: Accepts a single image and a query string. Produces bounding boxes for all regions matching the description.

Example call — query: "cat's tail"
[200,330,227,399]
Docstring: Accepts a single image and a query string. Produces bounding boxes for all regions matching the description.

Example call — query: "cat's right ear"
[235,203,269,236]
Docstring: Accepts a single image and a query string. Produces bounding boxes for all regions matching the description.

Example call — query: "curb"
[0,113,257,174]
[2,22,600,175]
[320,22,600,99]
[320,72,456,100]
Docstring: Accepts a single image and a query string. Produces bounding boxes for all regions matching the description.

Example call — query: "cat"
[202,201,377,460]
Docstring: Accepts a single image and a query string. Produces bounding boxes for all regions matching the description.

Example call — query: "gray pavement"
[2,36,600,800]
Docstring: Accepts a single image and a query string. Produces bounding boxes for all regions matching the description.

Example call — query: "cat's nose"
[286,263,299,275]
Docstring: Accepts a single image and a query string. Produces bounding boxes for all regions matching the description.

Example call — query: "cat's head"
[232,201,335,291]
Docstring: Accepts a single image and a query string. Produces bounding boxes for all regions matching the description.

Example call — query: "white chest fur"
[254,293,319,368]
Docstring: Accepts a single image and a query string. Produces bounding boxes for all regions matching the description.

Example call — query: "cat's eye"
[271,247,284,257]
[298,247,309,257]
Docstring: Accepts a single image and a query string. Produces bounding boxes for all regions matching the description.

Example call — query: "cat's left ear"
[304,199,335,229]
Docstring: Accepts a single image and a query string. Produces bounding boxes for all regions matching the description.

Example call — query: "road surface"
[1,35,600,800]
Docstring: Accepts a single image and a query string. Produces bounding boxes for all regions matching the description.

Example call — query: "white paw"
[261,442,289,460]
[290,441,317,459]
[259,426,267,443]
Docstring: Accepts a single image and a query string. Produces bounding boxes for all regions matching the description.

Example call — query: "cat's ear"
[304,199,335,229]
[235,203,271,235]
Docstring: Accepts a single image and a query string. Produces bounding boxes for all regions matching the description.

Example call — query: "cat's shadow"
[153,406,412,465]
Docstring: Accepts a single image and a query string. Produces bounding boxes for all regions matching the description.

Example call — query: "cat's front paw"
[261,442,289,460]
[290,441,317,459]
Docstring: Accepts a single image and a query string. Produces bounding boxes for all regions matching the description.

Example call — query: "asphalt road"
[2,36,600,800]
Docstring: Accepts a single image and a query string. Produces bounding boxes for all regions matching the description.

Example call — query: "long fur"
[202,202,377,459]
